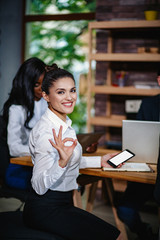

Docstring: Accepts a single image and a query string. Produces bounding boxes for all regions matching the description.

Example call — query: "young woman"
[2,57,47,189]
[23,64,122,240]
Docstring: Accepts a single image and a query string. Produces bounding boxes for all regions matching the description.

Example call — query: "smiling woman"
[42,64,77,121]
[23,64,122,240]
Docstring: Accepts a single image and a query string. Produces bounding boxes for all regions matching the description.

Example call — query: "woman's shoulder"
[32,111,53,133]
[30,113,54,144]
[9,104,26,116]
[8,105,26,123]
[34,98,48,115]
[9,104,25,111]
[35,97,47,107]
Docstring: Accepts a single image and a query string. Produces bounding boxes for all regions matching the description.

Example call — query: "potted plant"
[144,0,159,20]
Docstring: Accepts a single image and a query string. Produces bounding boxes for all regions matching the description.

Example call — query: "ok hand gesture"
[49,126,77,168]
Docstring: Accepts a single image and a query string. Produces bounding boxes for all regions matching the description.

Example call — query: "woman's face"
[43,77,77,121]
[34,73,44,101]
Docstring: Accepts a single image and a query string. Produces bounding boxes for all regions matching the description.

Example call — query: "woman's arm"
[7,105,30,156]
[80,152,119,169]
[30,125,77,195]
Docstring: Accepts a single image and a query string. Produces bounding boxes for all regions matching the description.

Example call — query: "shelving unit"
[87,20,160,142]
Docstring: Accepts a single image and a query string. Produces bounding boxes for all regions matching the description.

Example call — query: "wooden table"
[10,149,157,185]
[10,149,157,240]
[10,155,33,167]
[10,148,120,167]
[79,166,156,185]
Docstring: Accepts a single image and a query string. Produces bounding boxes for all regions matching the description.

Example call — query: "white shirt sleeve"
[7,105,30,156]
[30,128,67,195]
[79,156,101,169]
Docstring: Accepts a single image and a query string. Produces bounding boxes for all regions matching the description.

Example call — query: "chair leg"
[73,189,82,209]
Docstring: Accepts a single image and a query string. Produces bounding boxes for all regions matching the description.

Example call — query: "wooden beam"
[24,12,95,22]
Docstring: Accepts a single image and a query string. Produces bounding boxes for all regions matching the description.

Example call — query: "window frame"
[22,0,95,61]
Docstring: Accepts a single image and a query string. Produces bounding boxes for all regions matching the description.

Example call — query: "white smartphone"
[107,149,135,168]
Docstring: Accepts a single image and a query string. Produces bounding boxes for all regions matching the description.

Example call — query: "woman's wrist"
[58,159,67,168]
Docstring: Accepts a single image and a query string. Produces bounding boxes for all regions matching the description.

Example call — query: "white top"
[29,108,101,195]
[7,98,47,157]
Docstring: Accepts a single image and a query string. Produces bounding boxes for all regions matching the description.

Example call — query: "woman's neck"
[48,104,67,122]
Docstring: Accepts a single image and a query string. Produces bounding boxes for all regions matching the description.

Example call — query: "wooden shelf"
[90,53,160,62]
[89,20,160,29]
[91,86,160,96]
[89,115,126,127]
[87,20,160,135]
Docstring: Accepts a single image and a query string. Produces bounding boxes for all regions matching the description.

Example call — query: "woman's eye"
[71,88,76,93]
[57,91,64,94]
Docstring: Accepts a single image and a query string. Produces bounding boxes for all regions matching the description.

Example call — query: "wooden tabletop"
[79,165,156,185]
[10,148,157,185]
[10,155,33,167]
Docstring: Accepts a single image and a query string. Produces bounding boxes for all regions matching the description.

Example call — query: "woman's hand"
[101,152,120,168]
[86,142,98,153]
[49,126,77,168]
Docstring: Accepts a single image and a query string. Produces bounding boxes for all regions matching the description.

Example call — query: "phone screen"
[107,149,135,168]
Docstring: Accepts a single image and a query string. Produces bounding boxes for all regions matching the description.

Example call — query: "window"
[23,0,96,132]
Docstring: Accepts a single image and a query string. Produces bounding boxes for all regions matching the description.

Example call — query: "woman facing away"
[23,64,123,240]
[2,57,47,190]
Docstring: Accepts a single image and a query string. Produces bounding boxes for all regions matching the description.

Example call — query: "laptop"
[122,120,160,164]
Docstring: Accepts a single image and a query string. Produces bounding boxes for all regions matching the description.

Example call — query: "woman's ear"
[42,91,50,102]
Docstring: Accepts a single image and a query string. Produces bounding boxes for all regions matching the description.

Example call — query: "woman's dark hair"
[2,57,46,137]
[42,64,75,94]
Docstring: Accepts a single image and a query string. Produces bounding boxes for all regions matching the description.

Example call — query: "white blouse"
[7,98,47,157]
[29,108,101,195]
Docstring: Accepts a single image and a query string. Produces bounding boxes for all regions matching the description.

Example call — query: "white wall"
[0,0,23,112]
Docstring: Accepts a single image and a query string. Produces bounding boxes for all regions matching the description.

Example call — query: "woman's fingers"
[50,127,77,150]
[52,128,58,145]
[63,138,76,144]
[63,138,77,149]
[58,125,62,140]
[49,139,56,148]
[71,139,77,148]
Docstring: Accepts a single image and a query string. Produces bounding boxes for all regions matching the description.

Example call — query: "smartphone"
[107,149,135,168]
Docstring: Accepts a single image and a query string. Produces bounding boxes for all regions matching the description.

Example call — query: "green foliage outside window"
[27,0,96,14]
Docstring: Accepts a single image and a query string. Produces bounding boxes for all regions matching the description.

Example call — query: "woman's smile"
[62,101,73,107]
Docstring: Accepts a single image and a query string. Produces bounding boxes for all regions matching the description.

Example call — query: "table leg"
[86,181,98,212]
[73,189,83,209]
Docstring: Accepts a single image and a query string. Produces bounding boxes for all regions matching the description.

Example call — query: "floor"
[0,184,159,240]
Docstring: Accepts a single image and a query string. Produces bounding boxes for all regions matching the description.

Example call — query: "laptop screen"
[122,120,160,164]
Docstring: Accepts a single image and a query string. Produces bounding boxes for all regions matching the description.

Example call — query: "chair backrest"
[0,116,10,181]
